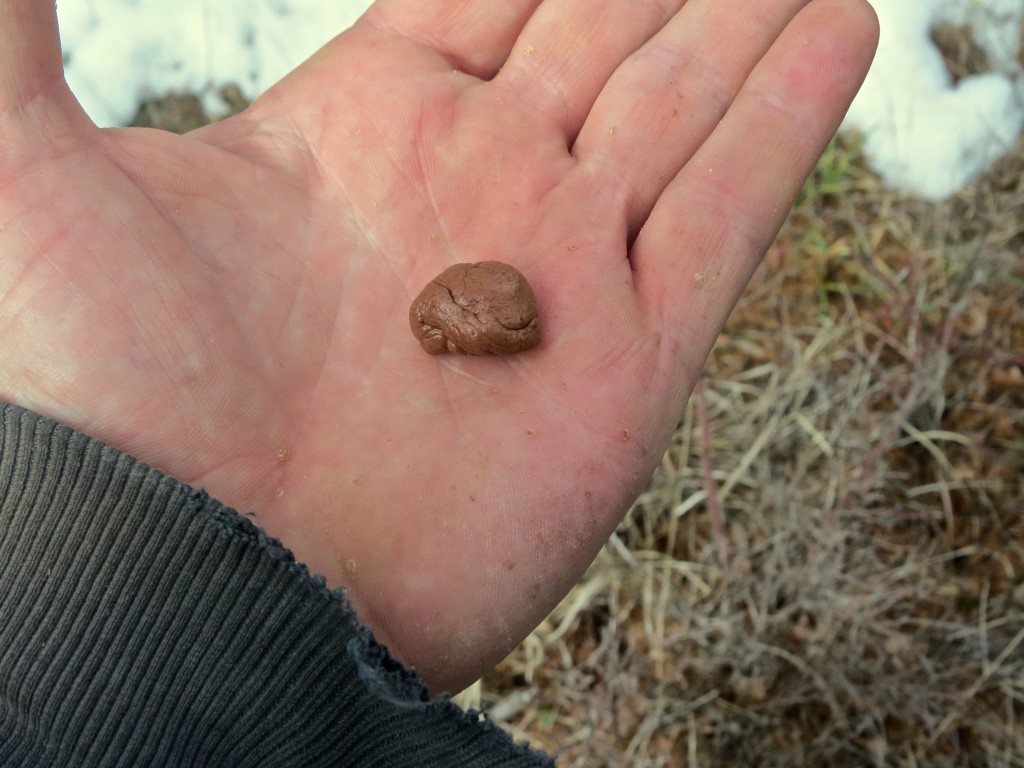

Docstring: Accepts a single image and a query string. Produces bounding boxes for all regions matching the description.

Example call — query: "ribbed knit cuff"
[0,402,552,768]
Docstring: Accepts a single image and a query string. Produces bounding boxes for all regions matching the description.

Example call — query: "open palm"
[0,0,876,691]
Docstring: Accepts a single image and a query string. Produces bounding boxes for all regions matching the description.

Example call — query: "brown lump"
[409,261,541,356]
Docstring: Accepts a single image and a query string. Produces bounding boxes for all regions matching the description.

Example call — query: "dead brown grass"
[481,136,1024,766]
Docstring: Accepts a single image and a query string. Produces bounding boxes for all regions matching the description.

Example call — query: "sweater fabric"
[0,401,554,767]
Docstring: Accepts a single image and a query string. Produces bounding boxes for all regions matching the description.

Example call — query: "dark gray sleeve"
[0,401,553,768]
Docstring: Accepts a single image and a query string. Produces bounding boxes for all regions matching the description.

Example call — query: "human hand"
[0,0,877,692]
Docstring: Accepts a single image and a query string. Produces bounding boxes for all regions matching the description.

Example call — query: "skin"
[0,0,878,693]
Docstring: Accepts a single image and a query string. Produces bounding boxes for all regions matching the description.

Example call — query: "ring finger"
[572,0,811,240]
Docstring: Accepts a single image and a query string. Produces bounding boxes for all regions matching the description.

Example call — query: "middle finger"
[493,0,684,141]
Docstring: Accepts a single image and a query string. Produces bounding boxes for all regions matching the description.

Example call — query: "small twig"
[694,380,730,570]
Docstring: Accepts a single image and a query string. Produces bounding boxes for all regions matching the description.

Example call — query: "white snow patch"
[845,0,1024,199]
[58,0,374,127]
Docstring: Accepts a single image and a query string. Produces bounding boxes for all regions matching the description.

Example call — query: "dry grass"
[134,86,1024,767]
[483,138,1024,767]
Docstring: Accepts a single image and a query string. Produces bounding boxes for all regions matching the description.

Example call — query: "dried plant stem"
[695,380,730,570]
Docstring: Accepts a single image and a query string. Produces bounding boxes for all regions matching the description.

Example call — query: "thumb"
[0,2,91,156]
